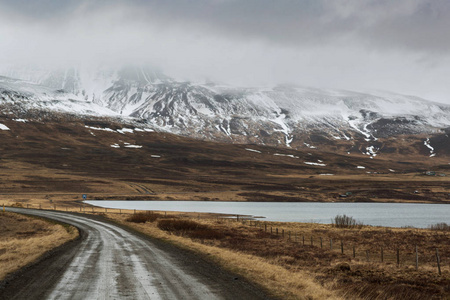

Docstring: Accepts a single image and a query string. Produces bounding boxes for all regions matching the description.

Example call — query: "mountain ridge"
[1,66,449,158]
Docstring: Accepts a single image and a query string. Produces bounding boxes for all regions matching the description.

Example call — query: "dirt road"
[1,208,271,300]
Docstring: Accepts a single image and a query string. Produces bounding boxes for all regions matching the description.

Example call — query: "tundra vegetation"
[111,211,450,300]
[0,211,78,280]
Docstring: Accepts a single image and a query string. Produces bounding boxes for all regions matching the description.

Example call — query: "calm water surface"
[85,201,450,228]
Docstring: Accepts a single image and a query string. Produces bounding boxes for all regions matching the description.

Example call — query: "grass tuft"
[126,212,161,223]
[157,219,224,239]
[429,222,450,231]
[332,214,363,228]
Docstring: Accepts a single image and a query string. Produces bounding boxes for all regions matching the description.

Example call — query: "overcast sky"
[1,0,450,104]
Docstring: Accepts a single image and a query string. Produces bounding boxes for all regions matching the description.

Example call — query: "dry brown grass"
[1,129,450,207]
[109,213,342,300]
[107,212,450,300]
[0,212,78,280]
[126,211,162,223]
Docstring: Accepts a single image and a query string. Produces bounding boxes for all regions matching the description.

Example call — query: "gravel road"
[1,207,271,300]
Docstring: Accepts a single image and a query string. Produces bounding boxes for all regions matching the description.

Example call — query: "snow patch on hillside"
[117,128,134,134]
[304,162,326,166]
[245,148,261,153]
[424,138,435,157]
[85,126,115,132]
[274,153,299,159]
[365,146,378,157]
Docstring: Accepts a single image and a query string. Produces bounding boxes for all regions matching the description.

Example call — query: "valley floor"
[108,211,450,300]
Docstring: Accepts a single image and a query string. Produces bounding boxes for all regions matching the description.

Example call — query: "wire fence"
[4,203,448,275]
[241,219,448,275]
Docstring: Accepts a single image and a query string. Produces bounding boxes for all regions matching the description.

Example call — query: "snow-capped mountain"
[1,65,450,157]
[0,75,118,116]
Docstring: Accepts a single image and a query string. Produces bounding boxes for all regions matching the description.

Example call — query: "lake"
[84,200,450,228]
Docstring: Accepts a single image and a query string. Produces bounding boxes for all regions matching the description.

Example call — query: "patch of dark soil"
[238,192,309,202]
[365,189,433,201]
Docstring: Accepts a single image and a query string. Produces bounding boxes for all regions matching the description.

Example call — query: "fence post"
[397,248,400,266]
[415,245,419,270]
[105,208,107,213]
[320,237,323,249]
[288,231,291,241]
[134,209,136,214]
[366,250,370,262]
[353,246,356,258]
[264,224,267,232]
[276,228,278,236]
[120,209,121,214]
[282,229,284,238]
[436,248,441,275]
[271,227,273,234]
[381,247,384,263]
[341,241,344,254]
[303,236,305,246]
[311,236,313,246]
[330,238,332,250]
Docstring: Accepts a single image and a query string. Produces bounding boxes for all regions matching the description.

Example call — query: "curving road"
[1,207,271,300]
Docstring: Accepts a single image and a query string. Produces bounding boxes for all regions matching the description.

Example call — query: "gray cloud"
[3,0,450,53]
[1,0,450,103]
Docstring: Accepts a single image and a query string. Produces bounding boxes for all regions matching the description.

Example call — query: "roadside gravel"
[1,207,272,300]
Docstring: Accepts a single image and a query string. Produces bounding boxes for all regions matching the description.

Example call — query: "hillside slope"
[0,111,448,205]
[1,66,449,159]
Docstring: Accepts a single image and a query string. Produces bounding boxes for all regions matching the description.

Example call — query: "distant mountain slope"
[1,66,449,158]
[0,76,118,116]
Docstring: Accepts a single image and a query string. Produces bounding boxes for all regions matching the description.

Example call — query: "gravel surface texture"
[1,207,272,300]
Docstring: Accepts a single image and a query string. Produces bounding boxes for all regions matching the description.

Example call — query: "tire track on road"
[1,208,272,300]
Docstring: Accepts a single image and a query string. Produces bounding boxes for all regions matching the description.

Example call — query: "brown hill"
[0,111,449,206]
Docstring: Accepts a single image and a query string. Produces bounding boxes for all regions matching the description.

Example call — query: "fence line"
[5,203,448,275]
[239,218,447,275]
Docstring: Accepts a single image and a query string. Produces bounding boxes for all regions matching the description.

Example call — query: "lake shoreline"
[84,200,450,228]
